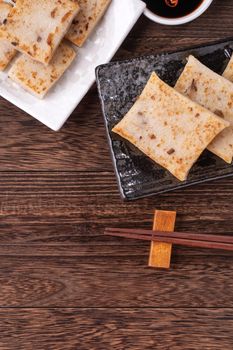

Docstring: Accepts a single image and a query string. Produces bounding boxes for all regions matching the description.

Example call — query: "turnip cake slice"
[66,0,111,47]
[112,72,229,181]
[8,42,76,99]
[175,55,233,164]
[0,1,16,71]
[0,0,79,64]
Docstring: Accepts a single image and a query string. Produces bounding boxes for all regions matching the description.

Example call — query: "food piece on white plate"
[66,0,111,47]
[0,1,16,71]
[175,55,233,164]
[0,0,79,64]
[112,72,229,181]
[223,54,233,82]
[8,42,76,99]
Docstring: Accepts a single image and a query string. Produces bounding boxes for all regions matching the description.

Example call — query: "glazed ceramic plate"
[96,38,233,200]
[0,0,145,131]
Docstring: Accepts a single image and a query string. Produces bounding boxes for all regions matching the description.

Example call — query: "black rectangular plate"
[96,38,233,200]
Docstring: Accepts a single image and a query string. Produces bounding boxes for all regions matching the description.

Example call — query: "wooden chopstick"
[105,227,233,244]
[104,228,233,251]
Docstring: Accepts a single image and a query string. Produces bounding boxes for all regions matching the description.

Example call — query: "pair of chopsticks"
[104,227,233,251]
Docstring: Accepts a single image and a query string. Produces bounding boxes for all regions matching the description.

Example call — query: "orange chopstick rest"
[148,210,176,269]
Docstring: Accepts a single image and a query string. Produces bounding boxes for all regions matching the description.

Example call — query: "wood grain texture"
[0,0,233,348]
[0,308,233,350]
[149,210,176,269]
[1,253,233,307]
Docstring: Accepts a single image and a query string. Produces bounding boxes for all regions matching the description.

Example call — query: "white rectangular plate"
[0,0,145,131]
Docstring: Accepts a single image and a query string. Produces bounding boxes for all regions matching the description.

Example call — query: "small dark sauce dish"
[144,0,204,19]
[143,0,213,25]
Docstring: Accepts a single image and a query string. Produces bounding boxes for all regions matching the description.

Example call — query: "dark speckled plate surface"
[96,39,233,201]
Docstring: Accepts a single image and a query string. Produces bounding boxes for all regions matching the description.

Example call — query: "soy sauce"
[144,0,204,19]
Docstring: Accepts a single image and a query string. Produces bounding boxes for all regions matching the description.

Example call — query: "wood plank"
[0,173,231,307]
[0,173,231,229]
[0,253,232,307]
[0,308,233,350]
[0,89,113,171]
[149,210,176,269]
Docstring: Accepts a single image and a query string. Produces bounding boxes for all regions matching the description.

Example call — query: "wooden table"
[1,1,233,348]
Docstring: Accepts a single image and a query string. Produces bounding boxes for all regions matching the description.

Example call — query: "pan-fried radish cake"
[0,0,79,64]
[66,0,111,47]
[175,55,233,164]
[8,42,76,99]
[223,55,233,82]
[0,1,16,71]
[112,72,229,182]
